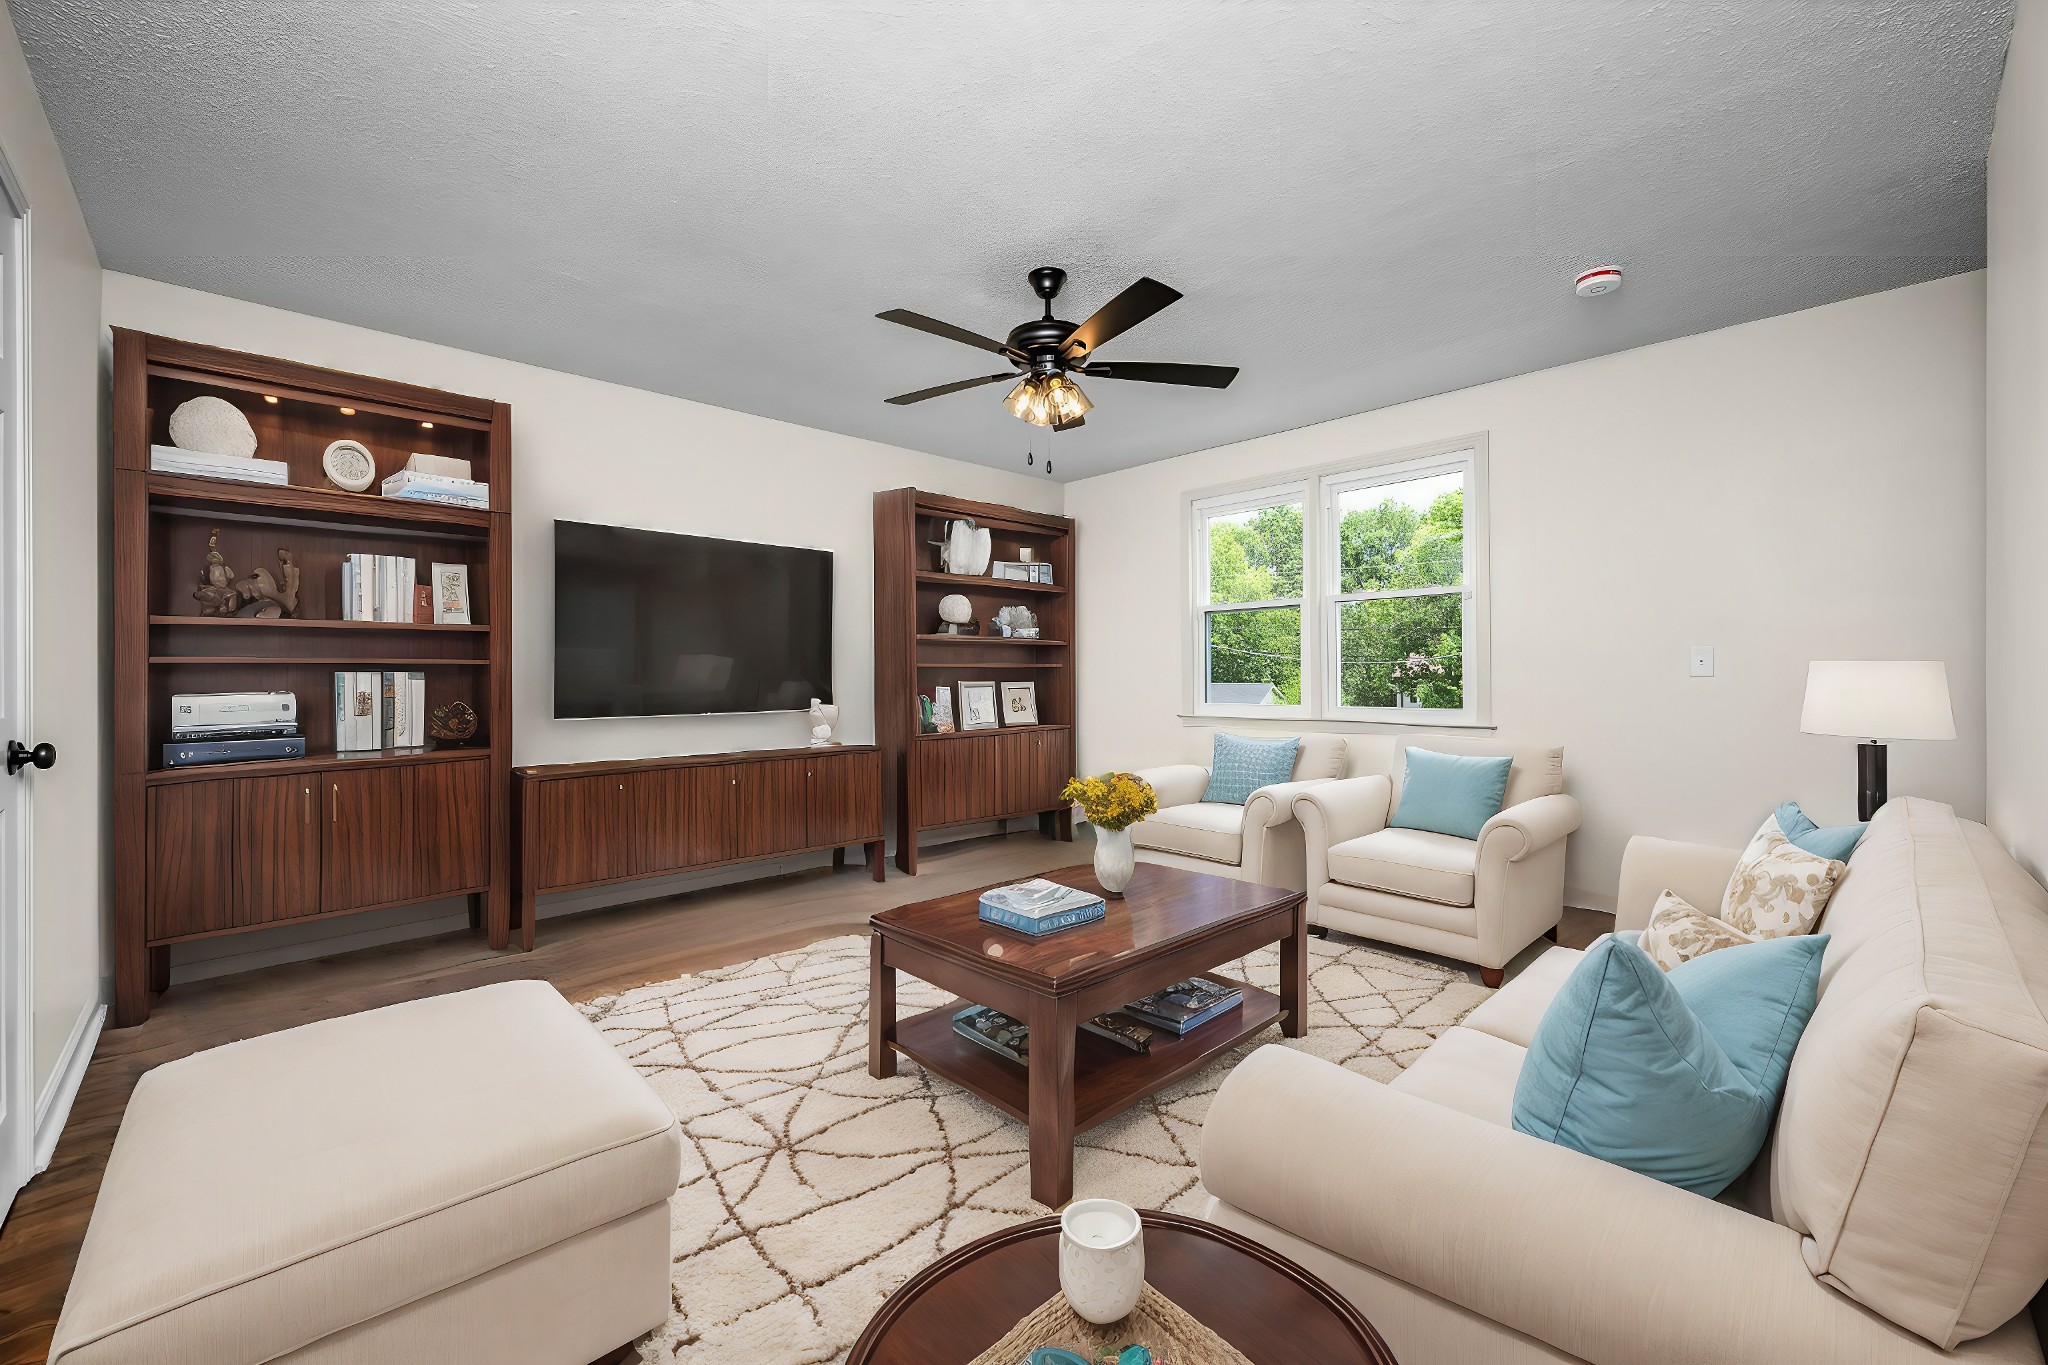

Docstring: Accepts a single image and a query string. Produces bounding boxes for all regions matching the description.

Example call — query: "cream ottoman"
[51,981,681,1365]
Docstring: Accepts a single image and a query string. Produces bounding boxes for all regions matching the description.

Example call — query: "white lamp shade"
[1800,660,1955,741]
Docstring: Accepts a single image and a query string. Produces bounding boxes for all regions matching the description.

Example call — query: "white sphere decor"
[938,594,973,625]
[167,395,258,460]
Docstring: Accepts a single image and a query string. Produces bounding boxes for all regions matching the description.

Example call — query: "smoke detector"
[1574,266,1623,298]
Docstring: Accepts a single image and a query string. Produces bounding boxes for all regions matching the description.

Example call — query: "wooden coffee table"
[868,862,1306,1207]
[845,1210,1397,1364]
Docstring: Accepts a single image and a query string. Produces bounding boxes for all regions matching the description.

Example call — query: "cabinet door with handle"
[413,760,489,898]
[323,766,413,913]
[236,774,321,925]
[735,758,807,858]
[1034,728,1072,811]
[806,749,881,846]
[147,779,236,941]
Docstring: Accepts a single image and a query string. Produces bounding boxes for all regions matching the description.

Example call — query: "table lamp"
[1799,660,1955,820]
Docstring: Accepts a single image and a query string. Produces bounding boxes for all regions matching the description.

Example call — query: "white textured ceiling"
[14,0,2013,481]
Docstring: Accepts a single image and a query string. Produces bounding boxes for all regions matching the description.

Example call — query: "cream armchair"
[1125,733,1347,891]
[1292,736,1579,985]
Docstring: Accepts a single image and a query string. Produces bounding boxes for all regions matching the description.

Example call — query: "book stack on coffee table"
[977,878,1106,936]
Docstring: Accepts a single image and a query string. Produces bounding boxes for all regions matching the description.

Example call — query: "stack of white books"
[333,670,429,751]
[150,443,287,485]
[382,469,489,508]
[342,553,418,622]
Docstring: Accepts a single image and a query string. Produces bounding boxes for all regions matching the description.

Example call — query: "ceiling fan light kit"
[878,265,1240,434]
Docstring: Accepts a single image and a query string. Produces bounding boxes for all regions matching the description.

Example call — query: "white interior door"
[0,151,31,1216]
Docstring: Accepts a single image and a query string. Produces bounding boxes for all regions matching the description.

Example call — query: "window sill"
[1178,712,1497,733]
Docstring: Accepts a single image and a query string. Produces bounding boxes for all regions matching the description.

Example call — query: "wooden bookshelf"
[111,330,513,1025]
[873,489,1076,874]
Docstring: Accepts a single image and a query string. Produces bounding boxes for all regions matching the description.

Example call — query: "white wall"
[1068,274,1988,907]
[2,4,106,1117]
[102,272,1059,978]
[1988,3,2048,884]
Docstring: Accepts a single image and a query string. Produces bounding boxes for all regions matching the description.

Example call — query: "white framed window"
[1185,436,1489,726]
[1189,481,1310,717]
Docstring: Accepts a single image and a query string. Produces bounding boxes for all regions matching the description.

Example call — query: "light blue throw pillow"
[1511,933,1828,1197]
[1774,801,1866,861]
[1200,733,1300,805]
[1388,747,1513,840]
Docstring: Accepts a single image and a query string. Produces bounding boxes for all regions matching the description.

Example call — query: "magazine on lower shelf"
[1119,977,1244,1035]
[952,1005,1028,1064]
[1080,1013,1160,1053]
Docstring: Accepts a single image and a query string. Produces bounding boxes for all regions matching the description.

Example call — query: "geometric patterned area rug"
[578,933,1491,1364]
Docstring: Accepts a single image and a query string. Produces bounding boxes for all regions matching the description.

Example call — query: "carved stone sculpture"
[192,528,243,616]
[233,549,302,619]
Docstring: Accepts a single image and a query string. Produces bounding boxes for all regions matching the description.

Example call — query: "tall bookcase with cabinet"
[111,330,512,1026]
[873,488,1076,874]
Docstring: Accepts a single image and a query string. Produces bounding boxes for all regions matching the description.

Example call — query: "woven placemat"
[966,1283,1256,1365]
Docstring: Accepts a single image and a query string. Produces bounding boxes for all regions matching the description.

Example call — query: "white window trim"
[1182,434,1491,728]
[1187,480,1311,721]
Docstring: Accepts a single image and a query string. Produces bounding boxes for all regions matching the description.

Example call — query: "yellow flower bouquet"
[1060,772,1157,833]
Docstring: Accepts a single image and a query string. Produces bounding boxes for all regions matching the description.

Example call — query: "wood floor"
[0,833,1612,1365]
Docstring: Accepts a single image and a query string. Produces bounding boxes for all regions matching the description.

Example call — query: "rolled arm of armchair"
[1129,763,1211,812]
[1242,778,1328,834]
[1476,792,1582,862]
[1615,835,1742,935]
[1201,1046,1966,1365]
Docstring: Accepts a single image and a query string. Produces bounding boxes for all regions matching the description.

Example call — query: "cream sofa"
[1200,798,2048,1365]
[1293,735,1580,985]
[1127,733,1347,891]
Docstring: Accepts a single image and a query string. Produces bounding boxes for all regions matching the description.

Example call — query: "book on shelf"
[1120,977,1244,1035]
[335,669,428,752]
[149,444,288,485]
[951,1006,1028,1064]
[1081,1013,1159,1053]
[381,469,489,507]
[341,553,418,623]
[162,735,307,767]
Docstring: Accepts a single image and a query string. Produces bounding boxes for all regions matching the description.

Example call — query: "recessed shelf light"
[338,406,357,415]
[420,421,435,430]
[262,395,279,404]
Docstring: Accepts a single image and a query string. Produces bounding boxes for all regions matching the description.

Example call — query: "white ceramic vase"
[1059,1199,1145,1325]
[945,519,992,576]
[1094,826,1135,897]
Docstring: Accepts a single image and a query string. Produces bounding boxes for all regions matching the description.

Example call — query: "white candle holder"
[1058,1198,1145,1325]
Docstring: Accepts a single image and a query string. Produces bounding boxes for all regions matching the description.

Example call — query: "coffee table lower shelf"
[889,976,1281,1133]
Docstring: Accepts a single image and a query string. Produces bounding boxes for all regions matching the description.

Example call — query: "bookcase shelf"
[875,489,1077,875]
[113,328,515,1027]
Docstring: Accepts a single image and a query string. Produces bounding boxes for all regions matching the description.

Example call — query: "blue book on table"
[978,902,1106,936]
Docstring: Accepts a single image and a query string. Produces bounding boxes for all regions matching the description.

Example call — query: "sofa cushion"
[1720,814,1845,938]
[1202,732,1302,805]
[1394,735,1564,812]
[1774,800,1867,861]
[1770,798,2048,1348]
[1130,802,1244,865]
[1513,935,1806,1198]
[1386,1025,1525,1128]
[1461,945,1583,1047]
[1292,732,1348,781]
[1388,747,1513,840]
[1640,889,1757,971]
[1327,827,1477,906]
[48,981,682,1365]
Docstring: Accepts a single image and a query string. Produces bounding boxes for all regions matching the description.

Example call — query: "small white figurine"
[808,697,840,746]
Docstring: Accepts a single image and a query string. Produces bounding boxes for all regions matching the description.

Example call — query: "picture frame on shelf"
[1031,562,1056,585]
[958,680,999,730]
[1000,680,1039,726]
[931,684,955,733]
[992,560,1034,582]
[432,562,471,624]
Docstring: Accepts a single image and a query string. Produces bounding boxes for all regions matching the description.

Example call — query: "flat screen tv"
[553,519,833,719]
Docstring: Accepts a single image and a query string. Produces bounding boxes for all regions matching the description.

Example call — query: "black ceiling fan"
[878,267,1239,431]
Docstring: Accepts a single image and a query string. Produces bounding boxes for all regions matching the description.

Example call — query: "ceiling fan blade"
[1052,414,1085,431]
[877,309,1019,358]
[1058,277,1183,361]
[884,373,1016,406]
[1082,361,1239,388]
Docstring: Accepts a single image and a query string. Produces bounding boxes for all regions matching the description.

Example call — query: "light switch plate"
[1689,646,1715,678]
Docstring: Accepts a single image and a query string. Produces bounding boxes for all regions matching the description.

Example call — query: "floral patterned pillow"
[1639,889,1756,971]
[1719,815,1847,938]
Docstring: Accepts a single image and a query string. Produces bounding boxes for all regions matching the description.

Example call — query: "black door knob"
[6,740,55,776]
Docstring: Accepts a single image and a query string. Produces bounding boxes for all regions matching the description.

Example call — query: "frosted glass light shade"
[1800,661,1955,741]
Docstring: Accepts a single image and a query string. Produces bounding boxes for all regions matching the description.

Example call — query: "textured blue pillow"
[1774,801,1866,861]
[1388,747,1512,840]
[1200,733,1300,805]
[1511,933,1827,1196]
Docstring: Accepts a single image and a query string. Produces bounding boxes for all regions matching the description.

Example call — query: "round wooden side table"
[846,1210,1398,1364]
